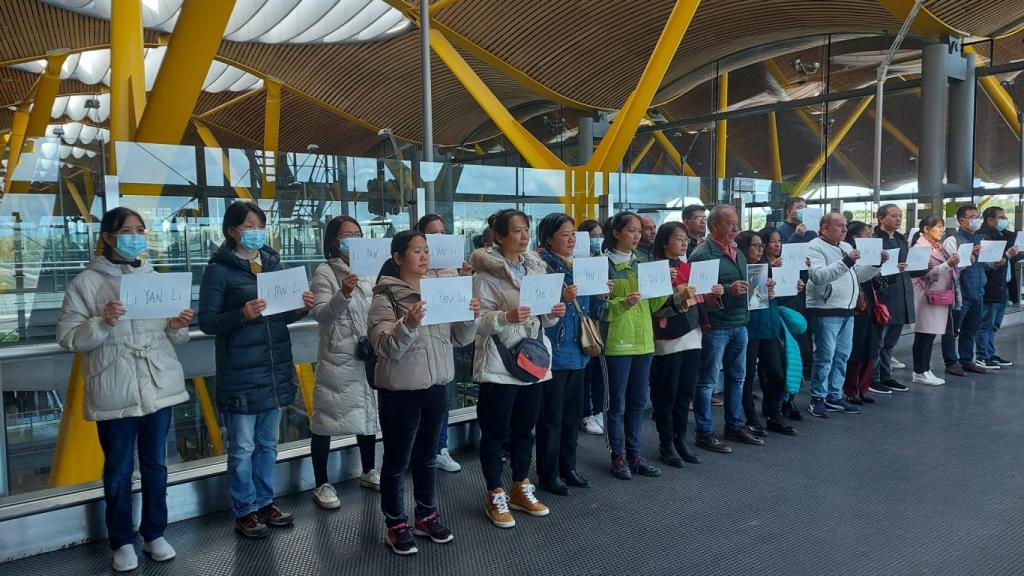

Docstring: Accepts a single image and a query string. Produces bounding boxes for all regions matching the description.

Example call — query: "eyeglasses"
[685,216,707,223]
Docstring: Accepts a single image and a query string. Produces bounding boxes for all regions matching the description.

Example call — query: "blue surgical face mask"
[590,238,602,253]
[968,217,983,233]
[114,234,147,260]
[239,229,266,251]
[339,238,351,255]
[997,218,1009,232]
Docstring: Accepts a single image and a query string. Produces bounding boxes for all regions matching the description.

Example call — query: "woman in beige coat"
[56,208,192,572]
[367,230,479,555]
[308,216,381,510]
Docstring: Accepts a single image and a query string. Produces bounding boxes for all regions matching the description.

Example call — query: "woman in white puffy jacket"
[56,208,193,572]
[307,216,381,509]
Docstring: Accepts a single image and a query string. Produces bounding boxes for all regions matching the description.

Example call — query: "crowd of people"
[55,198,1020,569]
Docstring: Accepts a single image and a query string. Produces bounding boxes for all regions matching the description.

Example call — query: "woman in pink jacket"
[910,215,961,386]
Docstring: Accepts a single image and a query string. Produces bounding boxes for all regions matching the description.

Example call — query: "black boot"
[658,442,684,468]
[674,434,702,464]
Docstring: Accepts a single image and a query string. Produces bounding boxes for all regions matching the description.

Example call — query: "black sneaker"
[724,425,765,446]
[386,523,419,555]
[860,395,875,404]
[258,504,293,527]
[846,395,864,405]
[782,399,803,421]
[413,514,454,544]
[991,355,1013,367]
[696,434,733,454]
[234,512,269,539]
[980,358,1002,370]
[746,423,768,438]
[658,443,685,468]
[884,379,909,392]
[868,382,893,395]
[611,455,632,480]
[628,456,662,477]
[766,419,797,436]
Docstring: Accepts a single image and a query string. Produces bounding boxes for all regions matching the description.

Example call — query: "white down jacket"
[308,259,380,437]
[56,257,190,421]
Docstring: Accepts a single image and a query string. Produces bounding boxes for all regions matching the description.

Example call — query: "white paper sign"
[771,266,800,298]
[573,232,591,258]
[1015,231,1024,252]
[426,234,464,270]
[120,272,192,320]
[798,207,824,233]
[520,273,565,315]
[257,267,309,316]
[978,240,1007,263]
[880,248,901,276]
[347,238,393,277]
[688,259,720,295]
[637,260,673,299]
[855,237,883,266]
[781,243,809,270]
[906,246,931,271]
[957,242,974,268]
[420,276,473,326]
[573,256,609,296]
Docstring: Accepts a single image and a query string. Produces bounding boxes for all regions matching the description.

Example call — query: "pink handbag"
[926,290,954,306]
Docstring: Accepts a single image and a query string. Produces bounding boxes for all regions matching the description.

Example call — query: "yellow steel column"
[192,376,224,456]
[768,111,783,182]
[629,136,657,172]
[109,0,146,165]
[48,354,104,487]
[6,53,67,194]
[64,179,90,218]
[294,364,316,417]
[792,95,874,196]
[262,81,281,199]
[193,119,255,201]
[716,71,728,180]
[3,104,30,194]
[134,0,237,145]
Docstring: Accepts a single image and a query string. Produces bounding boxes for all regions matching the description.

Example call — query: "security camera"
[378,128,394,137]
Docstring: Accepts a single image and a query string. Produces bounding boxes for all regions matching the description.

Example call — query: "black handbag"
[491,322,551,383]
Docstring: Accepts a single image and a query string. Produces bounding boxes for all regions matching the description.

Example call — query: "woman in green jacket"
[602,211,668,480]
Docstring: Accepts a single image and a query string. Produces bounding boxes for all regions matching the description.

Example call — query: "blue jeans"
[96,407,172,549]
[223,408,281,518]
[976,301,1008,360]
[605,354,653,460]
[942,299,983,366]
[695,327,748,435]
[810,316,854,401]
[436,380,454,453]
[583,356,605,416]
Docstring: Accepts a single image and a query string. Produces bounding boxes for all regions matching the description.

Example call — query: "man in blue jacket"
[941,205,989,377]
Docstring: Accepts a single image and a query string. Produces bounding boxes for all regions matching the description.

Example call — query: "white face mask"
[968,217,983,232]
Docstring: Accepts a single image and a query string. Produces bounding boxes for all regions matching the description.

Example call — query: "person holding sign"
[939,205,990,377]
[534,213,597,496]
[366,231,479,555]
[908,216,959,386]
[649,222,721,467]
[56,208,192,572]
[842,222,885,405]
[601,211,670,480]
[778,197,818,244]
[198,201,315,539]
[976,206,1019,369]
[577,219,607,436]
[871,205,915,394]
[470,209,566,529]
[759,227,807,422]
[307,216,382,513]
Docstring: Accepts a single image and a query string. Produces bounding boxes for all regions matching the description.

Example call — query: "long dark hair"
[845,221,871,245]
[222,201,266,248]
[378,230,426,282]
[578,219,601,234]
[651,221,686,261]
[735,230,760,261]
[488,208,528,238]
[323,216,361,260]
[758,226,780,263]
[415,214,445,234]
[99,207,145,258]
[537,212,574,250]
[602,211,640,253]
[915,215,944,245]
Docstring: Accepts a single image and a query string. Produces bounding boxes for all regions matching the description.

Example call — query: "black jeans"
[743,338,785,422]
[650,349,700,444]
[311,433,376,486]
[913,332,938,374]
[378,385,447,526]
[477,382,542,491]
[536,369,585,481]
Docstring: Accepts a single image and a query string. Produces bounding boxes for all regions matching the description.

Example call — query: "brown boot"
[485,488,515,528]
[508,479,549,517]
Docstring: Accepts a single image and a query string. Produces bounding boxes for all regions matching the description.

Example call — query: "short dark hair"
[324,216,361,260]
[845,221,871,244]
[487,209,529,239]
[651,221,687,260]
[681,204,706,220]
[578,219,602,234]
[915,215,945,245]
[982,206,1005,221]
[537,212,574,249]
[876,203,899,221]
[99,207,145,258]
[378,229,426,282]
[415,214,445,234]
[783,197,806,212]
[603,211,641,252]
[222,201,266,248]
[956,204,979,220]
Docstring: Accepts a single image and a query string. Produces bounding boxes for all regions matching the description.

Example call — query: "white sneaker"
[925,371,946,385]
[112,544,138,572]
[581,415,602,435]
[593,413,605,433]
[360,469,381,491]
[913,371,944,386]
[436,448,462,473]
[141,537,175,561]
[890,357,906,369]
[312,483,341,509]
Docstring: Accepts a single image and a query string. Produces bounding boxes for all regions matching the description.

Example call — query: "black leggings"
[913,332,938,374]
[477,382,542,491]
[311,433,377,486]
[650,348,699,444]
[743,338,785,423]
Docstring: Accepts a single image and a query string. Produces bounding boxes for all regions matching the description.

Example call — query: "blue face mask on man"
[114,234,147,260]
[590,238,602,254]
[239,229,266,251]
[996,218,1010,232]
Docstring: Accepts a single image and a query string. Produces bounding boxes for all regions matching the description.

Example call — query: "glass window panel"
[115,142,198,186]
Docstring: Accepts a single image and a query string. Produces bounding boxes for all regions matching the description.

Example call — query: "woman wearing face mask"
[910,217,960,385]
[471,208,566,528]
[307,216,381,511]
[577,219,606,436]
[198,201,315,539]
[56,208,192,572]
[368,230,480,555]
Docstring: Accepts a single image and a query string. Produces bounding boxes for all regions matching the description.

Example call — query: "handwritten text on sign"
[905,246,931,271]
[781,243,809,270]
[257,266,309,316]
[855,237,883,266]
[573,256,609,296]
[519,273,565,315]
[420,276,474,326]
[120,272,192,320]
[426,234,464,270]
[688,259,720,295]
[347,238,393,277]
[637,260,673,298]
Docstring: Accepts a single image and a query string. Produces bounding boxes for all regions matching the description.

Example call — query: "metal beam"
[716,71,728,179]
[965,46,1022,140]
[193,119,254,200]
[429,0,461,14]
[262,81,281,198]
[7,54,68,194]
[3,103,30,194]
[195,86,266,121]
[630,136,657,172]
[193,377,224,456]
[877,0,968,37]
[768,111,783,181]
[63,179,91,218]
[48,354,104,487]
[109,0,147,149]
[135,0,237,145]
[588,0,701,173]
[792,95,874,196]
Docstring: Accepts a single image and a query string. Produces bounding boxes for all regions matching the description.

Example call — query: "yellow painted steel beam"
[7,54,68,194]
[429,28,566,169]
[193,376,224,456]
[793,95,874,196]
[964,46,1022,140]
[630,136,657,172]
[262,81,281,198]
[198,118,264,150]
[589,0,701,173]
[109,0,147,172]
[429,0,461,14]
[195,86,266,121]
[64,179,90,218]
[135,0,236,145]
[82,172,96,212]
[193,119,255,201]
[769,111,783,181]
[716,71,728,179]
[48,354,104,487]
[650,128,711,200]
[877,0,968,38]
[3,104,30,195]
[294,364,316,417]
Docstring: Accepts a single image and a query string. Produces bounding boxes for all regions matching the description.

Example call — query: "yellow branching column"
[48,354,103,487]
[768,111,783,182]
[262,81,282,200]
[716,72,728,182]
[109,0,146,170]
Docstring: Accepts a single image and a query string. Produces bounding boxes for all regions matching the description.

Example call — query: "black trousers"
[650,348,700,444]
[535,369,584,481]
[310,433,376,486]
[477,381,542,491]
[913,332,938,374]
[378,385,448,526]
[743,338,785,422]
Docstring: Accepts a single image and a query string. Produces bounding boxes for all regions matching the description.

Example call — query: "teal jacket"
[601,253,668,356]
[688,239,750,327]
